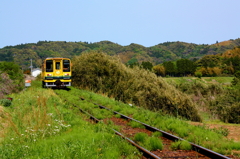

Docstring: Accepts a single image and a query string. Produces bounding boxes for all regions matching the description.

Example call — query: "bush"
[0,62,24,98]
[195,71,202,78]
[0,99,11,107]
[72,51,201,121]
[209,87,240,123]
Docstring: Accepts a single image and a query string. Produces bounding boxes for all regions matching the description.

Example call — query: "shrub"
[0,73,14,99]
[209,87,240,123]
[0,99,11,107]
[72,51,201,121]
[195,71,202,78]
[0,62,24,98]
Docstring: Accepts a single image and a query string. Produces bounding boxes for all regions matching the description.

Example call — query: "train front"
[42,58,71,88]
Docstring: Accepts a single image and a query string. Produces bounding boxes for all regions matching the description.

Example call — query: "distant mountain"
[1,38,240,70]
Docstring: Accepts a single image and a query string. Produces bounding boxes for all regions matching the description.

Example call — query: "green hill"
[1,38,240,69]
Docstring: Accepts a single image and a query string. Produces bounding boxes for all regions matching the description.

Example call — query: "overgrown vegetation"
[0,62,24,99]
[72,51,201,121]
[165,77,240,124]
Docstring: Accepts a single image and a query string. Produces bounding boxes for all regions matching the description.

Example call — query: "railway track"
[56,92,232,159]
[80,97,231,159]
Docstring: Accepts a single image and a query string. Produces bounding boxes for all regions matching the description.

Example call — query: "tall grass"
[0,81,141,159]
[72,51,201,121]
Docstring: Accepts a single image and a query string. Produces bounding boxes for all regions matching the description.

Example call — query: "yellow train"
[41,57,71,88]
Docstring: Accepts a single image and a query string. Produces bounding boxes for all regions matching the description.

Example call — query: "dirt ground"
[190,122,240,142]
[24,74,36,81]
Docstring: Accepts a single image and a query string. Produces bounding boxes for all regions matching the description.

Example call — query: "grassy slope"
[0,81,140,159]
[55,84,240,156]
[1,80,240,157]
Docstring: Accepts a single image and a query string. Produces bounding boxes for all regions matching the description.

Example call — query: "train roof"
[45,57,70,60]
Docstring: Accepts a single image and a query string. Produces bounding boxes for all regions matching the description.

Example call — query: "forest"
[1,38,240,78]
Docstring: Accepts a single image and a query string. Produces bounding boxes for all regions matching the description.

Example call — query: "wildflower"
[47,124,51,126]
[21,134,24,136]
[11,138,14,141]
[129,103,132,106]
[47,113,53,116]
[55,126,58,128]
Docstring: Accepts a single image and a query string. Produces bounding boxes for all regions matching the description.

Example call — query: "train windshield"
[56,62,61,70]
[63,60,70,72]
[46,60,53,72]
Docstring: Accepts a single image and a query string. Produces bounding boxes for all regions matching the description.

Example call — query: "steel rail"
[113,129,160,159]
[90,102,230,159]
[77,105,160,158]
[59,95,160,159]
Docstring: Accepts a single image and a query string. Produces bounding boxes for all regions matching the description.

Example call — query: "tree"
[153,65,165,76]
[141,61,153,71]
[232,71,240,86]
[176,59,196,76]
[163,61,176,76]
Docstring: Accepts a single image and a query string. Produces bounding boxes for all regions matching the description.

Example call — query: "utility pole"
[30,59,33,76]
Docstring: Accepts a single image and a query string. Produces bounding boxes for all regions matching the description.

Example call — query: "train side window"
[56,62,60,70]
[46,60,53,72]
[63,60,70,72]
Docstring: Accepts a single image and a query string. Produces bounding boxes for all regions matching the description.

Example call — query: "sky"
[1,0,240,48]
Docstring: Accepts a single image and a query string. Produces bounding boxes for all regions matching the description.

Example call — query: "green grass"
[0,81,141,159]
[9,80,239,156]
[171,140,192,150]
[134,133,163,151]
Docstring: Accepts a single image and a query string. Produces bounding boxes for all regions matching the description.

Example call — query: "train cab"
[41,57,71,88]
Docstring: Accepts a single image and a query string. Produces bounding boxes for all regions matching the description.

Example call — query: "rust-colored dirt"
[105,117,213,159]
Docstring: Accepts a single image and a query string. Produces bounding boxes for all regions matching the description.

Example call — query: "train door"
[53,59,62,78]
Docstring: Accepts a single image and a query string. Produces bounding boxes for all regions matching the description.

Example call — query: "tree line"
[136,46,240,78]
[1,39,240,71]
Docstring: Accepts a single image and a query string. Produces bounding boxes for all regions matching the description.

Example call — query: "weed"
[0,99,11,107]
[152,131,162,137]
[134,132,148,143]
[146,137,163,151]
[128,121,145,129]
[171,140,192,150]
